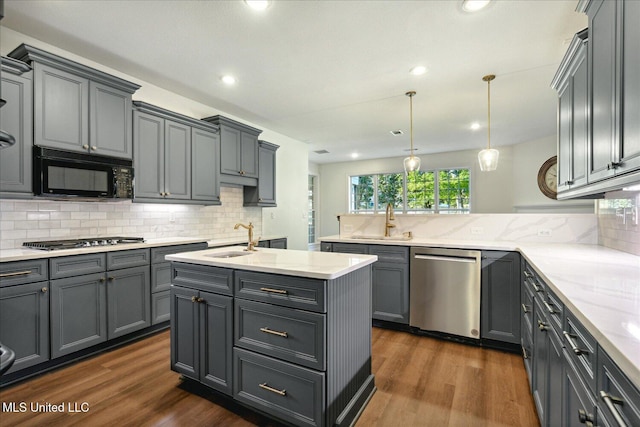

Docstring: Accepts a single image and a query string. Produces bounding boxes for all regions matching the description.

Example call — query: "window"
[308,175,318,244]
[349,169,470,214]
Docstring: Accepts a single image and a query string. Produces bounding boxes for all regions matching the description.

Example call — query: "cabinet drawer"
[320,242,332,252]
[151,243,207,264]
[369,245,408,263]
[545,287,564,337]
[107,248,150,270]
[171,262,233,296]
[521,328,533,392]
[234,348,325,427]
[235,299,326,370]
[151,262,171,293]
[0,259,48,287]
[235,271,326,313]
[563,311,597,394]
[331,242,368,254]
[523,263,544,295]
[597,347,640,427]
[521,281,534,336]
[151,290,170,324]
[50,253,106,279]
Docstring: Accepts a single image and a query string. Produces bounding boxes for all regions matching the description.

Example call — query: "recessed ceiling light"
[470,122,481,130]
[462,0,491,12]
[410,66,427,76]
[221,75,237,85]
[351,153,359,159]
[245,0,269,11]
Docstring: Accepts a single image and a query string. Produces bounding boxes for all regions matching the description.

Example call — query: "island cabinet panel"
[235,271,326,313]
[172,263,233,296]
[235,298,326,370]
[0,281,49,374]
[234,347,326,427]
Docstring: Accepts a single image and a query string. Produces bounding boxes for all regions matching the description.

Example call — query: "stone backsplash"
[0,186,262,250]
[598,191,640,256]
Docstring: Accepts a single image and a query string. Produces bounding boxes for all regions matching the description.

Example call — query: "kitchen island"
[166,246,378,427]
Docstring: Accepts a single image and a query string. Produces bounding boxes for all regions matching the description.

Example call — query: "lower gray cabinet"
[106,265,151,339]
[50,272,108,358]
[269,238,287,249]
[597,347,640,427]
[481,251,521,344]
[562,349,597,427]
[369,245,409,324]
[0,281,49,374]
[151,290,170,324]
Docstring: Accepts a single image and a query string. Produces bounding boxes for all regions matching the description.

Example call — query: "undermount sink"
[349,234,412,241]
[205,251,252,258]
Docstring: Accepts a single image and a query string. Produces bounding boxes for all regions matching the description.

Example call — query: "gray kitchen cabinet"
[0,260,50,377]
[170,266,234,396]
[244,140,279,207]
[106,265,150,339]
[268,238,287,249]
[0,57,33,197]
[320,242,332,252]
[597,347,640,427]
[562,348,598,427]
[150,242,208,324]
[202,115,261,185]
[50,271,108,358]
[191,127,221,204]
[481,251,521,344]
[331,242,369,255]
[369,245,409,324]
[552,29,589,197]
[8,44,139,159]
[133,101,222,205]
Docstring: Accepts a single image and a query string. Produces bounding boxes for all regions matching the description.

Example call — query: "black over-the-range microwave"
[33,146,134,200]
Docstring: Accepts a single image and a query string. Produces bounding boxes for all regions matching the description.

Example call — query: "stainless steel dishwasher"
[409,247,481,339]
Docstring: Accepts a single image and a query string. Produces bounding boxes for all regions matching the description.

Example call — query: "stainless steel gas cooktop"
[23,237,145,251]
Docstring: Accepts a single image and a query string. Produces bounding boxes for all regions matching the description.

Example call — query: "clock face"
[537,156,558,199]
[545,164,557,191]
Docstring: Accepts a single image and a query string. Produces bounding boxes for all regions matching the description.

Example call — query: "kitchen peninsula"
[166,246,378,427]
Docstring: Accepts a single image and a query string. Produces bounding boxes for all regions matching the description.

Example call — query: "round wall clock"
[537,156,558,200]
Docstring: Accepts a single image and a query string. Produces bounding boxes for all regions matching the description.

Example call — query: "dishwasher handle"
[413,254,478,263]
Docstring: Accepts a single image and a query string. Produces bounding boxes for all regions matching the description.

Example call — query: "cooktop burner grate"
[23,237,145,251]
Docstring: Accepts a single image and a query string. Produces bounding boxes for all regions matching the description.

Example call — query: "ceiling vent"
[314,149,330,154]
[390,130,404,136]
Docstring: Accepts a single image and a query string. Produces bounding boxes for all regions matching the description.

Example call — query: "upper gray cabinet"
[558,0,640,198]
[202,115,261,186]
[0,57,33,197]
[133,101,220,205]
[8,44,140,159]
[244,140,278,207]
[551,30,589,197]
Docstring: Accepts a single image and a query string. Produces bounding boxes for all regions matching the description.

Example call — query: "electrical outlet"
[537,228,552,237]
[470,227,484,235]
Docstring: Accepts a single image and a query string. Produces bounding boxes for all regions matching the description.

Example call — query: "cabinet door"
[562,351,597,427]
[532,300,549,424]
[481,251,521,344]
[191,128,221,203]
[619,0,640,174]
[0,70,33,194]
[106,265,151,339]
[0,282,49,374]
[571,42,589,189]
[33,63,89,152]
[557,80,573,193]
[200,291,233,395]
[220,126,241,175]
[547,329,563,427]
[257,142,276,204]
[588,0,617,183]
[133,111,165,199]
[89,81,132,159]
[371,261,409,324]
[240,132,258,178]
[170,285,199,380]
[50,273,107,358]
[151,290,170,324]
[164,120,191,200]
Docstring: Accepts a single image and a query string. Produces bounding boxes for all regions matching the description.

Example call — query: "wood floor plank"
[0,327,538,427]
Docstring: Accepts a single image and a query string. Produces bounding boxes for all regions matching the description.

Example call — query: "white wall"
[316,137,595,238]
[1,27,310,250]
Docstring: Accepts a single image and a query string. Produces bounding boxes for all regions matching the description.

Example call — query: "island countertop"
[165,246,378,280]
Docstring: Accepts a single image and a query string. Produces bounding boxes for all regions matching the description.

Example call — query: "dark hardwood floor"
[0,328,538,426]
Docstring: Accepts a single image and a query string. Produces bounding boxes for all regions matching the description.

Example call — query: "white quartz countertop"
[166,246,378,280]
[321,235,640,390]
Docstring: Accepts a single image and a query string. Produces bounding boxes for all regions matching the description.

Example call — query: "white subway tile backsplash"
[598,193,640,256]
[0,186,262,249]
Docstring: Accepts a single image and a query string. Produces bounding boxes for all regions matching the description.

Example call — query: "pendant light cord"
[406,91,416,159]
[482,74,495,150]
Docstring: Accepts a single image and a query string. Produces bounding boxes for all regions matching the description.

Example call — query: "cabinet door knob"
[160,192,165,196]
[82,144,89,149]
[577,409,594,426]
[538,320,549,331]
[166,192,170,196]
[99,277,106,283]
[108,277,115,281]
[41,287,48,293]
[91,146,97,151]
[191,296,198,303]
[607,162,622,170]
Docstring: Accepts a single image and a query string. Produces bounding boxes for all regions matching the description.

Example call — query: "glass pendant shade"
[404,155,421,172]
[478,148,499,171]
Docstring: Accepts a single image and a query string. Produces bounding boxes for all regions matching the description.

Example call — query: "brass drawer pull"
[600,391,628,427]
[259,287,288,295]
[260,327,288,338]
[538,320,549,331]
[259,382,286,396]
[563,331,588,356]
[0,270,32,278]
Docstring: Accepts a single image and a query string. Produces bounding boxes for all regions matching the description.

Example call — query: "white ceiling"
[2,0,587,164]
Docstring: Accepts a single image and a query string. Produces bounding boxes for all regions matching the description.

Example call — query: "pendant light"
[478,74,499,171]
[403,91,421,173]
